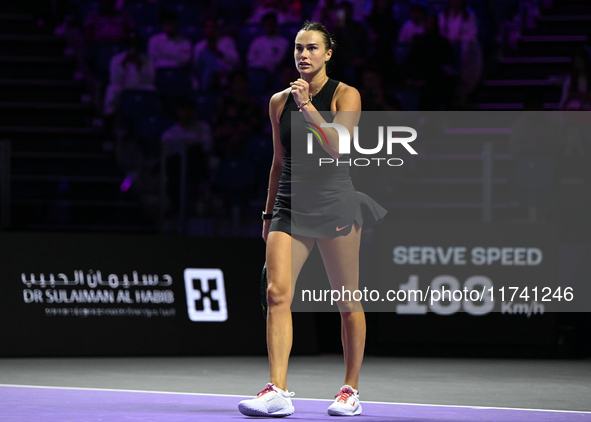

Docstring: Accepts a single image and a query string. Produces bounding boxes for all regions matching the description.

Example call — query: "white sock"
[343,385,358,395]
[273,385,291,396]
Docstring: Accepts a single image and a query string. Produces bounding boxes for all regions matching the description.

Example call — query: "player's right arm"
[263,88,289,243]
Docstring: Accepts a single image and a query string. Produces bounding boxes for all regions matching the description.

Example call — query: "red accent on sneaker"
[256,384,276,398]
[335,386,355,403]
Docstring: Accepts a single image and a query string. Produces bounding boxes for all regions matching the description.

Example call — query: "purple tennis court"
[2,1,591,422]
[2,385,591,422]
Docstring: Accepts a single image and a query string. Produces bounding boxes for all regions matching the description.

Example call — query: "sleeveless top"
[270,77,388,238]
[278,78,350,182]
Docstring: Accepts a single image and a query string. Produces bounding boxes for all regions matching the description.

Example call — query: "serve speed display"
[372,223,561,314]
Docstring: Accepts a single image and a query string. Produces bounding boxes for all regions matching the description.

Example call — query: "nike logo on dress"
[336,225,350,231]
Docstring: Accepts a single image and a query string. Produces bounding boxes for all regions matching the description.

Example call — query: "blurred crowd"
[52,0,591,225]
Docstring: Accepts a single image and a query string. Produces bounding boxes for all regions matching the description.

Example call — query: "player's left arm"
[332,84,361,157]
[300,83,361,159]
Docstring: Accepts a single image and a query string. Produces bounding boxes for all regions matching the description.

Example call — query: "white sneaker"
[238,383,295,417]
[327,385,362,416]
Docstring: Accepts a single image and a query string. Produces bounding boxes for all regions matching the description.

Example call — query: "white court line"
[1,383,590,415]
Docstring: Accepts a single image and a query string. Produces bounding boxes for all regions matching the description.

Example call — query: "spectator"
[405,14,457,110]
[213,71,262,158]
[521,0,541,30]
[246,13,289,73]
[193,17,240,91]
[332,1,370,85]
[162,96,213,158]
[438,0,483,99]
[148,11,192,70]
[346,0,372,21]
[248,0,300,25]
[84,0,135,44]
[312,0,368,26]
[366,0,398,75]
[359,68,399,111]
[161,97,213,217]
[398,1,428,44]
[560,49,591,110]
[311,0,339,31]
[283,0,303,24]
[499,3,522,51]
[104,34,154,116]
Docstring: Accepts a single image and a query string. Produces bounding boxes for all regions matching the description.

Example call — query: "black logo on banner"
[184,269,228,322]
[193,278,220,311]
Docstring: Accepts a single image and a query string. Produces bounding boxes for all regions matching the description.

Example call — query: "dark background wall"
[2,228,588,358]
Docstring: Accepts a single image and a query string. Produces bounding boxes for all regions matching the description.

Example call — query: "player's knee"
[266,281,290,308]
[336,299,363,313]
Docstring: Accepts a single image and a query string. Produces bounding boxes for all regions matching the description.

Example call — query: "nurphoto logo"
[304,121,417,167]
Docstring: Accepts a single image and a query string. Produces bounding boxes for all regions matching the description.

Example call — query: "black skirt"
[269,175,387,238]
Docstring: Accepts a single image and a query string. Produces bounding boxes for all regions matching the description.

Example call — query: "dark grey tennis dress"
[269,78,387,238]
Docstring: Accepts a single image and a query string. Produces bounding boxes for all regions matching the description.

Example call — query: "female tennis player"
[238,20,386,417]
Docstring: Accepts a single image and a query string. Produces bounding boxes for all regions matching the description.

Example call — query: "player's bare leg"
[266,231,314,391]
[316,222,365,390]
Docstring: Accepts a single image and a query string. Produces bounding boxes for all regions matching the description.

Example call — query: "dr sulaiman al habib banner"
[0,232,267,356]
[20,267,229,322]
[21,270,175,306]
